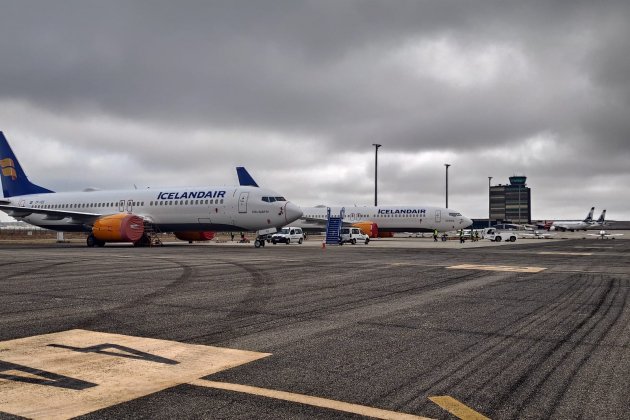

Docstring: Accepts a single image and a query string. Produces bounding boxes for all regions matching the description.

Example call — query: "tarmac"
[0,236,628,419]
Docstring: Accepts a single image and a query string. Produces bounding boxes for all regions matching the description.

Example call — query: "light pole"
[372,144,381,206]
[488,176,493,227]
[444,164,451,208]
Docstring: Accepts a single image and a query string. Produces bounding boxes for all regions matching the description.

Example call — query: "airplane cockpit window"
[449,212,462,217]
[268,197,276,202]
[275,197,286,202]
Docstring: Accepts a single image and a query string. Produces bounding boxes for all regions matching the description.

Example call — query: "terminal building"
[489,176,531,224]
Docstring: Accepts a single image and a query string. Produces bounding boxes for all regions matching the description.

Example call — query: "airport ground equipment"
[325,207,344,245]
[483,227,517,242]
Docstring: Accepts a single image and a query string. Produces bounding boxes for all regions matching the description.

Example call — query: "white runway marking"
[0,330,269,419]
[448,264,546,273]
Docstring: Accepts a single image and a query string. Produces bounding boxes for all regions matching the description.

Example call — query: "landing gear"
[133,234,152,247]
[86,234,105,247]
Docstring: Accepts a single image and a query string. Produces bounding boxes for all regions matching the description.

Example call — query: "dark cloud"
[1,1,629,220]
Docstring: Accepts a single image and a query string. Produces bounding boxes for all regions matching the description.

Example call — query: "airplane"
[548,207,595,232]
[0,132,302,248]
[235,170,472,236]
[520,230,555,239]
[588,230,623,240]
[294,206,472,237]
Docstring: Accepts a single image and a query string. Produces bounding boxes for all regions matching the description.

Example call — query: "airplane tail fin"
[236,167,259,187]
[0,132,54,197]
[583,207,595,222]
[595,209,606,225]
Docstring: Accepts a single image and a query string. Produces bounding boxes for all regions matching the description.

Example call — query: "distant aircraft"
[549,207,595,232]
[588,230,623,239]
[0,132,302,247]
[520,230,555,239]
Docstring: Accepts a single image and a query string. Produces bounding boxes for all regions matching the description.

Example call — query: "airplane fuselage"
[4,186,301,232]
[296,205,472,233]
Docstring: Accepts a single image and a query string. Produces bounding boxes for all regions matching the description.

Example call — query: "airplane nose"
[285,202,303,224]
[463,217,473,227]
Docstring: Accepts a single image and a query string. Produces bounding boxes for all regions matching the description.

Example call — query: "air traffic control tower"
[490,176,531,224]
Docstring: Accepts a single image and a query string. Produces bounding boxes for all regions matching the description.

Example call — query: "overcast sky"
[1,1,629,222]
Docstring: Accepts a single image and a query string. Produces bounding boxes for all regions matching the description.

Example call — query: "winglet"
[236,167,259,187]
[0,132,54,197]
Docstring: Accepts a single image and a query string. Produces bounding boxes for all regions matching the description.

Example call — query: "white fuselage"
[551,220,591,231]
[4,186,302,232]
[296,205,472,233]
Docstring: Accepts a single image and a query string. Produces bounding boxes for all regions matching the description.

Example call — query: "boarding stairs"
[143,221,163,246]
[325,207,345,245]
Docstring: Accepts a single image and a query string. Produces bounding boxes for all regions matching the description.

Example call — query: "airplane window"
[194,200,198,205]
[160,201,163,205]
[268,197,276,202]
[275,197,286,201]
[262,197,269,202]
[205,200,209,204]
[220,199,224,204]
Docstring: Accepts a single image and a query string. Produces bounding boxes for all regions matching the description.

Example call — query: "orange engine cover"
[174,231,216,242]
[92,213,145,242]
[352,222,379,238]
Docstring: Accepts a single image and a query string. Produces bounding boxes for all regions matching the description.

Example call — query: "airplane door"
[118,200,125,212]
[127,200,133,213]
[435,210,441,223]
[238,192,249,213]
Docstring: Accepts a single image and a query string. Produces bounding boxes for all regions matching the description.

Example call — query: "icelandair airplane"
[235,171,472,236]
[296,205,472,236]
[548,207,595,232]
[0,132,302,247]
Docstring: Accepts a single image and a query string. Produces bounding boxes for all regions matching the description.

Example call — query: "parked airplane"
[237,166,472,237]
[0,132,302,247]
[295,206,472,236]
[520,230,555,239]
[588,230,623,239]
[548,207,595,232]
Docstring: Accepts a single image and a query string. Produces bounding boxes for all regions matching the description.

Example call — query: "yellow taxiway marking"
[448,264,546,273]
[537,251,593,256]
[0,329,270,420]
[190,379,433,420]
[429,396,490,420]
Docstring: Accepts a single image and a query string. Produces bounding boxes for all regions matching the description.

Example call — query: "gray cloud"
[1,1,629,221]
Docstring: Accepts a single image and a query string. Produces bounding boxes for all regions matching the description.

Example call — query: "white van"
[340,227,370,245]
[271,227,304,244]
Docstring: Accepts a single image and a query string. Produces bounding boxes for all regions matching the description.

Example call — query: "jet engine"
[174,231,216,242]
[92,213,145,242]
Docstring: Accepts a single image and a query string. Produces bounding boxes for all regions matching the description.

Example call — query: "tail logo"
[0,158,17,180]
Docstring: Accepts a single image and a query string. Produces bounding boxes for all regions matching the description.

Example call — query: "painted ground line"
[429,396,490,420]
[537,251,593,256]
[189,379,433,420]
[448,264,546,273]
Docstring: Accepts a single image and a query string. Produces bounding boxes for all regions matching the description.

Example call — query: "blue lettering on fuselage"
[377,208,426,215]
[157,190,226,200]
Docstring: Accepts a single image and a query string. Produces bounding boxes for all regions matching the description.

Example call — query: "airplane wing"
[0,204,102,225]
